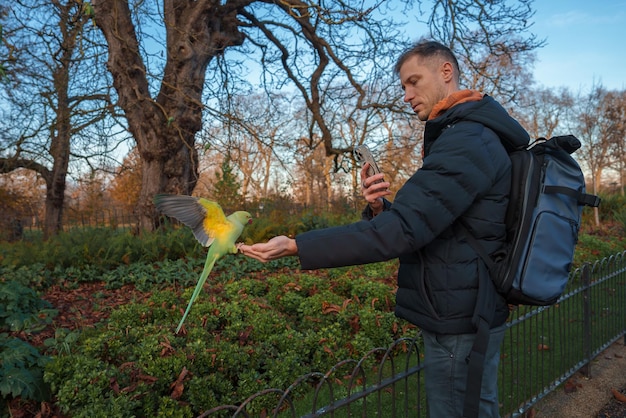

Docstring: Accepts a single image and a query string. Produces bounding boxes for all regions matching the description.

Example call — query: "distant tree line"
[1,1,623,239]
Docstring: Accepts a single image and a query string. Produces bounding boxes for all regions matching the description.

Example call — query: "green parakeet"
[153,194,253,333]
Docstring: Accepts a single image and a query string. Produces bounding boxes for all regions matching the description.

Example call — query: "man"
[239,40,530,417]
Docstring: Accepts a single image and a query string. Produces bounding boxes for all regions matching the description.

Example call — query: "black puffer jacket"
[296,95,530,334]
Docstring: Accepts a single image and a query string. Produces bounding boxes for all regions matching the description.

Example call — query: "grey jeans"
[422,324,507,418]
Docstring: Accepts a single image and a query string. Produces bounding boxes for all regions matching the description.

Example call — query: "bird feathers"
[153,194,252,333]
[154,194,232,247]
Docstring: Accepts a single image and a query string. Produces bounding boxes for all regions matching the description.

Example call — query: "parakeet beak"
[248,219,253,224]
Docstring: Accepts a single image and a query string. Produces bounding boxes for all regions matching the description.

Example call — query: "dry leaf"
[170,367,189,400]
[110,377,120,394]
[322,301,341,314]
[612,388,626,403]
[564,379,580,393]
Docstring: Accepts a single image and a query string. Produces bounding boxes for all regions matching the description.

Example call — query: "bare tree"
[292,134,332,209]
[574,85,619,192]
[514,86,575,139]
[0,1,116,238]
[571,84,617,226]
[602,90,626,195]
[89,0,542,230]
[110,148,143,212]
[200,93,294,200]
[90,0,407,228]
[427,0,543,101]
[0,5,13,82]
[0,168,46,240]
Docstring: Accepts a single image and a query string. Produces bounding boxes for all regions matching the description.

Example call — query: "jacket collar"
[428,89,483,120]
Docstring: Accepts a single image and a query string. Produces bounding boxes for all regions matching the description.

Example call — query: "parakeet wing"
[153,194,229,247]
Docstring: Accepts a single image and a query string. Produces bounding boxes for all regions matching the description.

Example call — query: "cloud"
[549,8,625,27]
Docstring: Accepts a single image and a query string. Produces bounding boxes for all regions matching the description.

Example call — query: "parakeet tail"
[175,254,217,334]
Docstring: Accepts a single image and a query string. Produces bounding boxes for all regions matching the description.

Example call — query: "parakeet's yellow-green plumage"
[153,194,252,333]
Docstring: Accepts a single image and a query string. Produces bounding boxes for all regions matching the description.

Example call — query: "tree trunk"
[92,0,245,231]
[43,2,86,239]
[324,155,333,210]
[44,110,71,239]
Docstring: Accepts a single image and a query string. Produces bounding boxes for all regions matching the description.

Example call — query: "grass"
[498,262,626,415]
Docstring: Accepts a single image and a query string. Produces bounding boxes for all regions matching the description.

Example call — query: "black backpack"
[463,134,601,306]
[462,134,601,418]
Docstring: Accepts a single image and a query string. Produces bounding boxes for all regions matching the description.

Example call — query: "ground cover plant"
[1,198,625,416]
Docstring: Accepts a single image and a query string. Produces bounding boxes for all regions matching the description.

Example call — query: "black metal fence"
[0,207,139,241]
[203,251,626,417]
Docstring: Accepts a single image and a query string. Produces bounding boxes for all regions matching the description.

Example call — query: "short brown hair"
[394,40,460,80]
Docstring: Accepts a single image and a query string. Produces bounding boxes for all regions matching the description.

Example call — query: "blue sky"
[531,0,626,91]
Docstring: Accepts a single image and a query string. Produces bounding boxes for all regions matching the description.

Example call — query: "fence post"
[580,263,592,378]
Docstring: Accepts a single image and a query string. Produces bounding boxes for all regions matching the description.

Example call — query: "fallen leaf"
[39,401,52,418]
[537,344,550,351]
[170,367,189,400]
[612,388,626,403]
[564,379,580,393]
[138,374,158,383]
[110,377,120,394]
[322,301,341,314]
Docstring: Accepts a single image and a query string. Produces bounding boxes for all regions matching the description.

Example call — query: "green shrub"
[44,354,139,417]
[42,262,407,415]
[3,200,625,414]
[613,205,626,234]
[42,328,81,356]
[0,333,51,402]
[574,233,626,267]
[0,227,204,271]
[0,263,56,290]
[594,193,626,223]
[0,280,57,333]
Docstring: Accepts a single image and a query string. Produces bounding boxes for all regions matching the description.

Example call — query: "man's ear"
[441,61,454,82]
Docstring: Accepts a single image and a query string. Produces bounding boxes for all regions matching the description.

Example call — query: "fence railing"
[203,251,626,417]
[1,208,139,241]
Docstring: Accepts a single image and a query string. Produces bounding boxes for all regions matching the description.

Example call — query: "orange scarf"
[428,89,483,120]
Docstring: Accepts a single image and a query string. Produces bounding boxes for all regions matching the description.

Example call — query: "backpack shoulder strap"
[463,315,491,418]
[457,221,499,418]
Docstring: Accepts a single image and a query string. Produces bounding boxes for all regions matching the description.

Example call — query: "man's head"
[395,41,461,121]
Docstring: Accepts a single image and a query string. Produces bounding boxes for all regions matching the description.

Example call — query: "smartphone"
[354,145,383,184]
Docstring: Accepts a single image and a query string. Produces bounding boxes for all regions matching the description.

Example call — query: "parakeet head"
[232,211,253,226]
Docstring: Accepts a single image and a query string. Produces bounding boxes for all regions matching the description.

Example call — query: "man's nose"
[403,89,413,102]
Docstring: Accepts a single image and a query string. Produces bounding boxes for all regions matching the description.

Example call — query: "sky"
[530,0,626,92]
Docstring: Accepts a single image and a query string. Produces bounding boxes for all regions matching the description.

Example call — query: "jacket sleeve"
[297,123,508,270]
[361,198,392,220]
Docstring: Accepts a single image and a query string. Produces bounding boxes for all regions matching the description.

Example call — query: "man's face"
[399,56,448,121]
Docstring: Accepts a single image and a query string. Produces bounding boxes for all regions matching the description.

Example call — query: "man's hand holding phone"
[354,145,391,215]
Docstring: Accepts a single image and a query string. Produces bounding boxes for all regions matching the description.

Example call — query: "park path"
[532,340,626,418]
